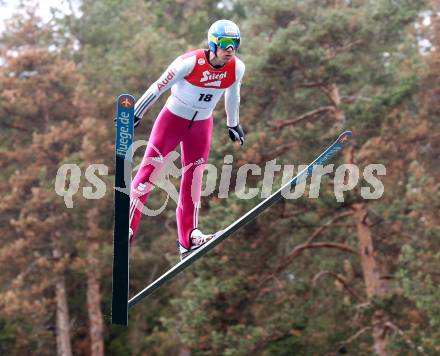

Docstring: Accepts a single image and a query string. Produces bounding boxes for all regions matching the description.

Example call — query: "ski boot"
[177,228,215,260]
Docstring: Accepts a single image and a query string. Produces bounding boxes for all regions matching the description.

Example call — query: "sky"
[0,0,81,33]
[0,0,434,52]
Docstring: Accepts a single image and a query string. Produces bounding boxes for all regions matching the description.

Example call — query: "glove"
[228,124,245,145]
[114,115,142,128]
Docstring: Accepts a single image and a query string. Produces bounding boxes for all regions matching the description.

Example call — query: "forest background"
[0,0,439,355]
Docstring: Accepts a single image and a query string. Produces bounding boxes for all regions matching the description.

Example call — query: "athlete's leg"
[176,117,213,249]
[130,108,187,240]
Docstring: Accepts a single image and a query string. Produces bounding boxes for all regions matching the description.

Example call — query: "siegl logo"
[200,70,227,83]
[200,70,227,87]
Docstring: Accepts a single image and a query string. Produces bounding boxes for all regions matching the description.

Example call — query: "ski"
[111,94,135,326]
[128,130,353,309]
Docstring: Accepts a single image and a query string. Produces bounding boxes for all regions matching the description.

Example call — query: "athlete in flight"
[130,20,245,259]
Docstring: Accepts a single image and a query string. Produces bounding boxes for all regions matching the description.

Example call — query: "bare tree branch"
[294,81,324,89]
[281,208,309,219]
[367,208,415,240]
[262,142,298,161]
[1,121,33,132]
[324,40,363,62]
[258,241,359,291]
[342,326,372,345]
[384,321,417,350]
[312,270,362,301]
[306,211,353,244]
[340,95,373,104]
[277,242,359,272]
[270,106,335,129]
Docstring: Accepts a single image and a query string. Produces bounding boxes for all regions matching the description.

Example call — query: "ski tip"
[117,93,136,109]
[337,131,353,145]
[117,93,135,100]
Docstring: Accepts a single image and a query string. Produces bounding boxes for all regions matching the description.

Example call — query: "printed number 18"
[199,94,213,102]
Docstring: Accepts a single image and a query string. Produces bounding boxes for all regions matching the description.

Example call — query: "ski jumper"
[130,49,245,249]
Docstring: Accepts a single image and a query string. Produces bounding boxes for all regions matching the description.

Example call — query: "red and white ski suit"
[130,49,245,249]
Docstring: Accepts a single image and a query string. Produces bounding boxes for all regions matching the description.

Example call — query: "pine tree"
[0,10,82,355]
[159,1,429,354]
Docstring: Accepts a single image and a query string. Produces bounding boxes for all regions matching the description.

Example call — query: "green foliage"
[396,245,440,351]
[2,0,439,354]
[0,319,16,353]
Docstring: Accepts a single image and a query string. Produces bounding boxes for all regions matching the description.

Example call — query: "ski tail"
[111,94,135,326]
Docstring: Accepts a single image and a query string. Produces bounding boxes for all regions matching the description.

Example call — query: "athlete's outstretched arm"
[224,59,245,127]
[225,59,245,144]
[134,56,195,125]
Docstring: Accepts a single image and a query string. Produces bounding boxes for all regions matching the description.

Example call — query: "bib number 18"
[198,94,213,102]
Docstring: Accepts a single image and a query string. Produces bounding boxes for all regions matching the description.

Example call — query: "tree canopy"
[0,0,439,355]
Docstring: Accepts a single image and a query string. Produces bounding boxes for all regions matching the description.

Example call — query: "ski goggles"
[211,35,240,50]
